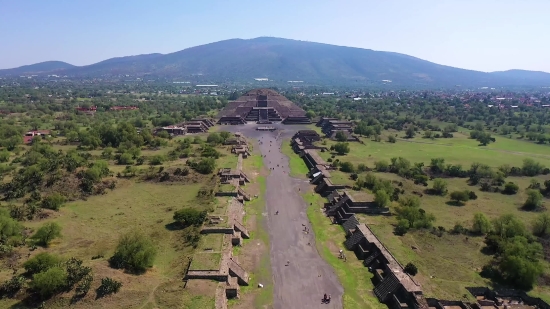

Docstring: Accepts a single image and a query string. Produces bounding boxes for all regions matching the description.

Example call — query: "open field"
[320,131,550,168]
[281,139,309,178]
[285,132,550,303]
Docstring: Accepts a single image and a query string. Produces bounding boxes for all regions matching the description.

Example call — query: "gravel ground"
[228,124,343,309]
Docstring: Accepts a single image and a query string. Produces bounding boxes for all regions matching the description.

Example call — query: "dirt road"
[233,125,343,309]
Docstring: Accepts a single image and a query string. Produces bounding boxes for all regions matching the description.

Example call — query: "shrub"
[333,142,350,155]
[41,192,66,210]
[404,262,418,276]
[194,158,216,174]
[374,190,390,208]
[431,178,448,195]
[357,163,368,172]
[387,135,396,143]
[449,191,469,205]
[75,274,93,296]
[0,276,25,298]
[97,277,122,298]
[522,158,545,176]
[468,191,478,200]
[31,222,62,247]
[374,160,389,172]
[503,182,519,195]
[339,162,355,173]
[395,219,410,235]
[149,155,165,165]
[117,152,134,165]
[23,252,61,275]
[174,208,207,227]
[30,266,67,298]
[109,231,157,272]
[533,213,550,237]
[524,189,543,210]
[472,213,492,235]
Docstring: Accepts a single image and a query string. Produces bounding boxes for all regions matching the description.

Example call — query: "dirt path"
[231,124,343,308]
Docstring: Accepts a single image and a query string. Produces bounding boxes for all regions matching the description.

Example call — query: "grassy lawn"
[281,139,309,178]
[189,253,222,271]
[197,234,224,252]
[219,183,236,192]
[320,132,550,168]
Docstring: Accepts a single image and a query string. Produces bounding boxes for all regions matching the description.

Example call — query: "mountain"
[0,61,75,76]
[2,37,550,87]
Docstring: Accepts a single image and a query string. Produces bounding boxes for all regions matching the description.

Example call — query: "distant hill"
[2,37,550,87]
[0,61,75,76]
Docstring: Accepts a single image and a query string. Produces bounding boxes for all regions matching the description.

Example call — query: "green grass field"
[286,133,550,303]
[322,131,550,168]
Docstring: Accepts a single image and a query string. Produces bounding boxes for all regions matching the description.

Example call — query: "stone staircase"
[373,273,401,302]
[237,188,251,201]
[228,258,249,286]
[233,220,250,238]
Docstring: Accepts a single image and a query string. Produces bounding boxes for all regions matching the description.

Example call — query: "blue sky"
[1,0,549,72]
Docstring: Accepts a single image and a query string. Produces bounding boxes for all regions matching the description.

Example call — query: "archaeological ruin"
[217,89,311,124]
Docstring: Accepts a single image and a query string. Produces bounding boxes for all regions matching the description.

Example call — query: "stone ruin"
[217,89,311,124]
[185,143,254,304]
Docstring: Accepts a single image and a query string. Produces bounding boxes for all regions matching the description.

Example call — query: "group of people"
[322,293,332,304]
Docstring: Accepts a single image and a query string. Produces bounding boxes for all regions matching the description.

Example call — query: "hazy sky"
[1,0,549,72]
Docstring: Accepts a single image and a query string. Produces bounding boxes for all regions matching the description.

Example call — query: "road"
[231,124,343,309]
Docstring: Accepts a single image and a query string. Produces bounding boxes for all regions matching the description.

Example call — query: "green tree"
[522,158,545,176]
[524,189,543,210]
[339,162,355,173]
[335,131,347,142]
[30,266,67,298]
[472,213,492,235]
[32,222,62,247]
[404,262,418,276]
[173,208,207,227]
[449,191,469,205]
[431,178,448,196]
[405,126,416,138]
[374,190,390,208]
[503,182,519,195]
[333,142,350,155]
[23,252,61,275]
[41,192,66,210]
[207,133,223,145]
[117,152,134,165]
[109,231,157,272]
[219,131,231,142]
[387,135,396,143]
[533,213,550,237]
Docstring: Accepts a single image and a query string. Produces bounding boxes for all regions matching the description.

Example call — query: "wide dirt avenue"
[234,125,343,309]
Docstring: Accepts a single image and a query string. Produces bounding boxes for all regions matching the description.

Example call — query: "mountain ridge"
[2,37,550,87]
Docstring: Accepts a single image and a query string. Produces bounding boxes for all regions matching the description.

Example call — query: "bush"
[374,160,389,172]
[339,162,355,173]
[472,213,492,235]
[333,142,350,155]
[41,192,66,210]
[23,252,61,275]
[449,191,470,205]
[97,277,122,298]
[502,182,519,195]
[404,262,418,276]
[524,189,543,210]
[0,276,25,298]
[173,208,207,227]
[149,155,165,165]
[117,152,134,165]
[194,158,216,174]
[374,190,390,208]
[468,191,478,200]
[30,266,67,298]
[109,231,157,272]
[395,219,410,235]
[387,135,396,143]
[431,178,448,195]
[31,222,62,247]
[357,163,368,172]
[522,158,545,176]
[533,213,550,237]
